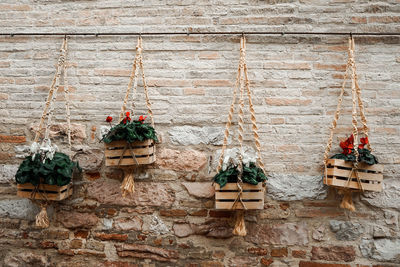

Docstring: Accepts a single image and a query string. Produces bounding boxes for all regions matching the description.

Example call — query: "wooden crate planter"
[325,159,383,192]
[17,183,72,201]
[104,139,156,167]
[214,182,264,210]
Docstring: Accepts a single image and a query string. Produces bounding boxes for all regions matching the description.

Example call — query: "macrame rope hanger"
[322,35,371,211]
[217,35,266,236]
[31,36,72,228]
[118,36,155,197]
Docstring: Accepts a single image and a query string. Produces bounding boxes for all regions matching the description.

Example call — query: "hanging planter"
[15,36,80,228]
[101,37,157,197]
[213,36,267,236]
[323,36,383,211]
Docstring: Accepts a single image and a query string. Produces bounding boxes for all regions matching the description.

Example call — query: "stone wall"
[0,0,400,266]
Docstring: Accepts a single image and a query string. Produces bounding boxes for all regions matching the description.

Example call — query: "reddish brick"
[190,209,208,217]
[94,232,128,241]
[209,210,232,218]
[0,93,8,100]
[74,230,89,239]
[260,258,273,266]
[0,135,26,143]
[86,172,101,181]
[39,241,57,249]
[184,88,205,95]
[248,247,268,256]
[314,63,346,71]
[299,262,350,267]
[137,234,147,241]
[76,250,106,257]
[58,249,74,256]
[160,209,188,217]
[265,98,312,106]
[271,247,288,257]
[351,17,367,23]
[311,246,356,262]
[292,250,307,259]
[103,261,139,267]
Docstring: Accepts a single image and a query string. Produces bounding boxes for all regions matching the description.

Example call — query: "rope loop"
[216,36,265,177]
[323,36,372,181]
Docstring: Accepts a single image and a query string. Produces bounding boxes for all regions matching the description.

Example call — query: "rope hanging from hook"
[34,36,71,148]
[119,36,154,127]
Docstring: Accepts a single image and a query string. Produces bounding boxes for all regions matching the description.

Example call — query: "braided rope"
[63,37,71,148]
[34,39,66,142]
[352,39,372,151]
[237,40,245,175]
[130,55,139,117]
[119,38,140,122]
[216,69,240,173]
[139,51,155,127]
[243,63,266,175]
[349,37,360,163]
[323,38,353,167]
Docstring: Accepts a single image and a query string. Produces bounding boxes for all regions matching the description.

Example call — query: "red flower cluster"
[106,116,113,123]
[138,115,147,124]
[340,134,354,155]
[359,137,369,149]
[122,112,131,124]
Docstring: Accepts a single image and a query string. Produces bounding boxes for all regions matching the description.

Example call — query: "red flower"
[138,115,147,123]
[340,134,354,155]
[106,116,113,123]
[126,112,130,117]
[359,136,369,149]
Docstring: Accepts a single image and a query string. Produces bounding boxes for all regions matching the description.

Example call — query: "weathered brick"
[0,135,26,143]
[94,232,128,241]
[271,247,288,257]
[160,209,187,217]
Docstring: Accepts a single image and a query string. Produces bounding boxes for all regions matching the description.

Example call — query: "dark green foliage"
[214,162,267,188]
[331,148,378,165]
[15,152,80,186]
[102,120,158,144]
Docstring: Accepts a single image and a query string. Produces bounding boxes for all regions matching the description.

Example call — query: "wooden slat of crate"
[105,155,156,166]
[325,177,382,192]
[326,168,383,181]
[215,201,263,210]
[215,182,264,210]
[325,159,383,192]
[17,183,72,201]
[328,158,383,172]
[105,139,156,167]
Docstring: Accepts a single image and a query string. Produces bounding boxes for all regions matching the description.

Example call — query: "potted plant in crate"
[102,36,157,197]
[15,36,80,228]
[213,36,268,236]
[323,36,383,211]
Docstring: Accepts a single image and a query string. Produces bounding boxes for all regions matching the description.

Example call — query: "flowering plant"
[331,134,378,165]
[101,112,157,143]
[214,162,267,188]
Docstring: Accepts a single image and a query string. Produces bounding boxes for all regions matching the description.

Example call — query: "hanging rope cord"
[34,36,71,147]
[323,37,372,189]
[119,36,154,127]
[217,36,266,176]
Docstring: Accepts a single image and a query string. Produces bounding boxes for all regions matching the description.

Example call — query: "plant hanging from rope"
[103,36,157,198]
[323,36,383,212]
[213,36,267,237]
[101,112,157,144]
[330,134,378,165]
[15,36,78,228]
[214,162,267,188]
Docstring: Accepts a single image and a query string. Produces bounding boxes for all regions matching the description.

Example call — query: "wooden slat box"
[325,159,383,192]
[215,182,264,210]
[17,183,72,201]
[104,139,156,167]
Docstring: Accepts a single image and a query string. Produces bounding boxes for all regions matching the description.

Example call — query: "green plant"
[102,113,158,144]
[214,162,267,188]
[331,135,378,165]
[15,152,80,186]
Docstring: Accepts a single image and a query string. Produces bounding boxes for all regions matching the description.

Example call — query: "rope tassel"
[232,210,247,236]
[35,204,50,228]
[121,168,135,197]
[339,189,355,212]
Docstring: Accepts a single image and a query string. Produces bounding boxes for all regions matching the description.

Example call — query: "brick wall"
[0,0,399,266]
